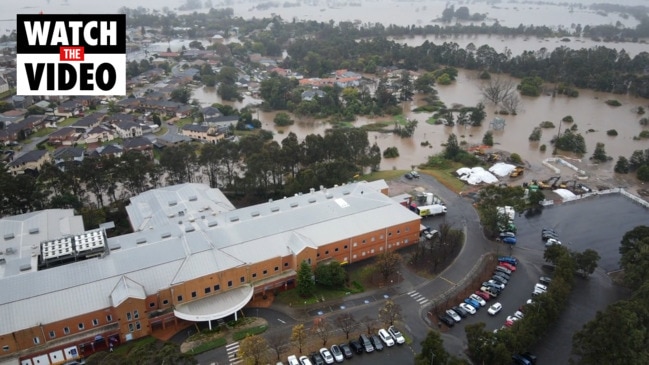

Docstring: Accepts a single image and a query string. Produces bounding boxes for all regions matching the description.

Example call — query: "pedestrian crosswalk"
[226,341,242,365]
[408,290,430,306]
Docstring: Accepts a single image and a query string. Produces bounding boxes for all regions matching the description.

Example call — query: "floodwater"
[193,68,649,171]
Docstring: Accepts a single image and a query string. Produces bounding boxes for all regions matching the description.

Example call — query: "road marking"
[277,318,286,324]
[407,290,416,295]
[439,276,456,285]
[408,291,430,306]
[227,342,242,365]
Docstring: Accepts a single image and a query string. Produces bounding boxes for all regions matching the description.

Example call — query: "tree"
[469,102,487,126]
[573,249,601,276]
[378,299,402,327]
[482,131,494,146]
[444,133,461,160]
[297,261,314,298]
[335,313,358,339]
[591,142,608,162]
[638,165,649,182]
[360,315,377,335]
[314,261,346,288]
[529,127,542,141]
[399,70,414,101]
[375,251,401,284]
[615,156,630,173]
[415,331,449,365]
[518,76,544,96]
[274,112,294,126]
[291,324,308,354]
[312,317,333,346]
[619,226,649,290]
[238,335,270,365]
[171,87,191,103]
[480,77,515,106]
[265,332,286,361]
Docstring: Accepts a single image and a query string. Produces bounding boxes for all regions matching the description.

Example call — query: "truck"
[414,204,447,217]
[416,192,444,206]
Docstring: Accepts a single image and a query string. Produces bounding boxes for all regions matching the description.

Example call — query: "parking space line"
[439,276,456,285]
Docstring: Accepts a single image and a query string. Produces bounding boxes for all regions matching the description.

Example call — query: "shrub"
[529,127,542,141]
[638,165,649,182]
[510,153,522,164]
[273,112,294,126]
[562,115,574,123]
[605,99,622,107]
[482,131,494,146]
[539,121,555,128]
[639,131,649,139]
[479,70,491,79]
[640,117,649,126]
[607,129,618,136]
[383,147,400,158]
[540,144,547,152]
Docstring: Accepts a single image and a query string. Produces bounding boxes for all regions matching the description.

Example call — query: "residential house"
[210,34,224,44]
[301,90,326,101]
[123,136,153,158]
[56,99,83,117]
[116,98,141,113]
[105,113,138,125]
[0,109,27,127]
[90,144,123,159]
[181,124,224,144]
[114,121,143,139]
[204,115,239,130]
[84,126,116,144]
[11,95,34,109]
[43,115,64,128]
[52,147,84,170]
[175,105,193,118]
[154,133,191,148]
[48,127,79,146]
[7,149,50,175]
[72,113,105,131]
[202,106,222,124]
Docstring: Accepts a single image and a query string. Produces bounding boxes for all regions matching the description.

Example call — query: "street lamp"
[430,350,435,365]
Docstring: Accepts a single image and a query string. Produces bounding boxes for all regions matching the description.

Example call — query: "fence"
[555,187,649,209]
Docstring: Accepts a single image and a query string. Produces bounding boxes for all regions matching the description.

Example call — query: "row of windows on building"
[315,228,411,258]
[43,313,125,342]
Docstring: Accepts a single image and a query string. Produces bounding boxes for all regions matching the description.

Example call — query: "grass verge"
[232,325,268,341]
[361,170,409,182]
[185,337,227,355]
[112,336,157,355]
[420,167,466,193]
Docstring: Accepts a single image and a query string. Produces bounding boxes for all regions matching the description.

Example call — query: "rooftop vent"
[343,191,350,195]
[168,200,177,206]
[308,198,316,204]
[188,195,197,201]
[229,216,239,222]
[325,193,333,199]
[136,238,147,244]
[207,221,218,227]
[19,263,32,271]
[3,233,14,240]
[161,232,171,239]
[270,206,280,212]
[28,228,39,234]
[167,213,175,218]
[290,202,298,208]
[251,211,260,217]
[185,226,195,233]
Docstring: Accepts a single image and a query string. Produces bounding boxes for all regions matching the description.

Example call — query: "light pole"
[430,350,435,365]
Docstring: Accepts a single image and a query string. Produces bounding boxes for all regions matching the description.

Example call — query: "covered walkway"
[174,285,254,330]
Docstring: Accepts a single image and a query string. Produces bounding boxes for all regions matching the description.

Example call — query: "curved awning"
[174,285,253,322]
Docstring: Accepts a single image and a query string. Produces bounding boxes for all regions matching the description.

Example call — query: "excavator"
[539,176,561,190]
[509,166,525,178]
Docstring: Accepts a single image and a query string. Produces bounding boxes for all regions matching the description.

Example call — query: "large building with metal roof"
[0,180,422,365]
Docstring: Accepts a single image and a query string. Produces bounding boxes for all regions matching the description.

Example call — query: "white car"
[487,280,505,290]
[287,355,300,365]
[459,302,476,315]
[545,238,562,247]
[446,309,462,322]
[514,310,524,319]
[488,302,502,315]
[506,315,520,323]
[329,345,344,363]
[533,283,547,296]
[469,293,487,306]
[378,328,395,347]
[388,326,406,344]
[299,356,313,365]
[319,348,334,364]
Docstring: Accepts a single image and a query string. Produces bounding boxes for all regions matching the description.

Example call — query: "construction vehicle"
[539,176,560,190]
[523,181,539,192]
[509,166,525,178]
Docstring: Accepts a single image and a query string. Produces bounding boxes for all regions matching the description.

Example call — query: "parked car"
[300,356,314,365]
[459,302,477,315]
[339,343,354,359]
[288,355,300,365]
[378,328,395,347]
[491,275,508,285]
[311,352,325,365]
[499,262,516,272]
[410,171,420,178]
[473,290,491,301]
[452,305,468,318]
[358,334,374,353]
[438,313,455,327]
[319,348,335,364]
[493,271,511,280]
[348,340,363,355]
[404,173,413,179]
[469,293,487,306]
[498,232,516,240]
[330,345,344,363]
[512,354,533,365]
[487,302,503,315]
[533,283,547,296]
[446,309,462,322]
[545,238,562,247]
[539,276,552,285]
[388,326,406,344]
[464,297,481,309]
[495,265,512,275]
[514,310,525,319]
[480,286,499,298]
[498,256,518,266]
[501,236,517,245]
[483,280,505,290]
[520,352,538,364]
[369,334,384,351]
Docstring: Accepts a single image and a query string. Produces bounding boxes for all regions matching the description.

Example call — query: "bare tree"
[290,324,308,354]
[502,93,521,114]
[360,315,378,335]
[480,77,516,106]
[238,334,270,365]
[375,251,402,284]
[312,317,333,346]
[266,331,287,361]
[378,299,403,327]
[335,313,359,339]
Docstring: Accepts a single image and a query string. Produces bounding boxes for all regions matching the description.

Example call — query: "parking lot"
[284,343,414,365]
[440,194,646,363]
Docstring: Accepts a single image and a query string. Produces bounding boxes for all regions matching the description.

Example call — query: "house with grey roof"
[7,149,50,175]
[52,147,84,170]
[114,121,143,139]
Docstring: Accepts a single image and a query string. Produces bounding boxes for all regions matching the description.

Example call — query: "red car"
[474,290,491,301]
[498,262,516,272]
